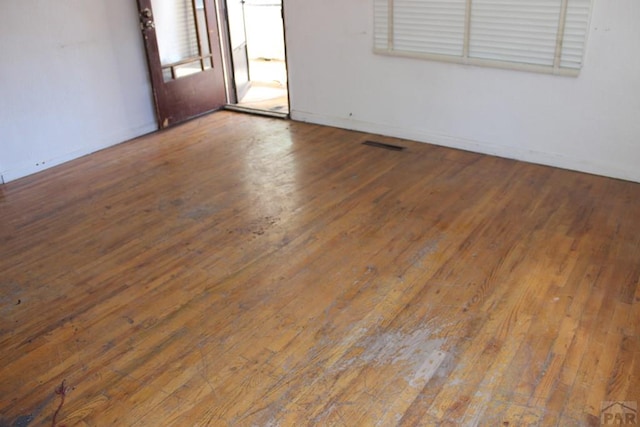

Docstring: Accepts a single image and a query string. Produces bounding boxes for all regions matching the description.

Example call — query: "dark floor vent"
[362,140,406,151]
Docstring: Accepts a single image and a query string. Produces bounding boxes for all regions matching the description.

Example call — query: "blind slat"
[374,0,592,74]
[469,0,561,67]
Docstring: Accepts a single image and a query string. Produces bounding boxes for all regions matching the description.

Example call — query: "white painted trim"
[387,0,394,50]
[554,0,570,72]
[463,0,472,60]
[0,122,157,183]
[290,110,640,184]
[373,49,580,77]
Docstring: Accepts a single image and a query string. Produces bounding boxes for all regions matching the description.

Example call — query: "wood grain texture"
[1,111,639,426]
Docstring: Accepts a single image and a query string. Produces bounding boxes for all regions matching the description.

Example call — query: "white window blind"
[373,0,592,75]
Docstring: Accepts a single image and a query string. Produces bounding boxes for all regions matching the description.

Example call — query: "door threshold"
[224,104,289,119]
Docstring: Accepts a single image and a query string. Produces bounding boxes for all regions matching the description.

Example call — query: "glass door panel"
[151,0,214,82]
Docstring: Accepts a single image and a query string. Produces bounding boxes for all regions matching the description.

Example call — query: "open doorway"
[224,0,288,117]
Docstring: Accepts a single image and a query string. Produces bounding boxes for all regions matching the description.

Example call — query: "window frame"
[373,0,593,76]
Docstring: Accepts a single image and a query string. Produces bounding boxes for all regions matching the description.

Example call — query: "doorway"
[224,0,288,117]
[136,0,287,129]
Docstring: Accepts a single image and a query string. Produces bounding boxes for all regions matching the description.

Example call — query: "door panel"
[138,0,226,128]
[227,0,251,101]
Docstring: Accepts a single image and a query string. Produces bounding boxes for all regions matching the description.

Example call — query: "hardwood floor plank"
[1,111,639,426]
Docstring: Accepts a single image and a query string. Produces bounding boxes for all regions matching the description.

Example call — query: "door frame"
[224,0,251,104]
[214,0,237,104]
[219,0,290,113]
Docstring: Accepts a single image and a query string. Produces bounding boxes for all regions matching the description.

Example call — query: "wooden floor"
[1,111,638,426]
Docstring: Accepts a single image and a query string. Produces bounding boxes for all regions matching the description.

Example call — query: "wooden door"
[137,0,226,128]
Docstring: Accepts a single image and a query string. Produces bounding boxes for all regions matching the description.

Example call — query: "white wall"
[284,0,640,183]
[0,0,157,183]
[2,0,637,184]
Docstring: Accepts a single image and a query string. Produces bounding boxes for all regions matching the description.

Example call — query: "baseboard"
[1,122,158,184]
[290,110,639,183]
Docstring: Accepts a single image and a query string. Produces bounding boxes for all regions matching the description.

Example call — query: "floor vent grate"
[362,140,406,151]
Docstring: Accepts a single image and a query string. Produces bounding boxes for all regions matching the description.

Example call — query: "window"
[374,0,592,76]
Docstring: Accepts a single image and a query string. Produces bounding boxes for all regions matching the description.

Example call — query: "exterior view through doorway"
[224,0,289,117]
